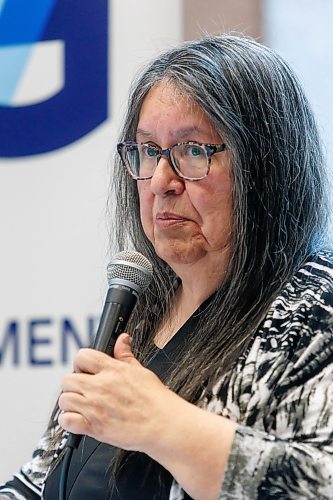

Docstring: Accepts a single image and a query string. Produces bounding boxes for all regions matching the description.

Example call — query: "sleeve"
[219,328,333,498]
[222,422,333,499]
[168,334,333,500]
[0,412,67,500]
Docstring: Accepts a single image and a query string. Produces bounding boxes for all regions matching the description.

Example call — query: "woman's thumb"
[113,333,137,363]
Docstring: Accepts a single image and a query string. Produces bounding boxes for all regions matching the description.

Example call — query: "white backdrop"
[0,0,181,482]
[264,0,333,176]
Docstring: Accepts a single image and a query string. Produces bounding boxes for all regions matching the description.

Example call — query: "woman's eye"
[142,145,157,158]
[185,145,203,157]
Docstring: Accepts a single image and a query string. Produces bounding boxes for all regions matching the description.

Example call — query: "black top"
[43,307,205,499]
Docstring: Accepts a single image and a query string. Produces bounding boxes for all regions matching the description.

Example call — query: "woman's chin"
[155,242,206,268]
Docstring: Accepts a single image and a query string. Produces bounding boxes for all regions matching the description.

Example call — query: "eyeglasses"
[117,141,227,181]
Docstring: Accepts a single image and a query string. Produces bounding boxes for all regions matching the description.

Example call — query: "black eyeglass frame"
[117,141,227,181]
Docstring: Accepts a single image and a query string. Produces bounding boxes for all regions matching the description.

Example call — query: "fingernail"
[123,334,132,345]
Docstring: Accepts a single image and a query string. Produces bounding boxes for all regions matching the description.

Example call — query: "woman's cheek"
[139,191,154,243]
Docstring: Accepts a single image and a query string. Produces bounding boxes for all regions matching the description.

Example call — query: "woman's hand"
[58,333,236,500]
[58,333,171,452]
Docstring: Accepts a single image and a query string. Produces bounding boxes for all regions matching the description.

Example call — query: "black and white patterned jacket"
[1,252,333,499]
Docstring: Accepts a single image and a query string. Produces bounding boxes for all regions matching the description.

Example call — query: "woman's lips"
[155,211,191,227]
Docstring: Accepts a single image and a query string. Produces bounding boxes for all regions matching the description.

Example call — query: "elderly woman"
[1,34,333,499]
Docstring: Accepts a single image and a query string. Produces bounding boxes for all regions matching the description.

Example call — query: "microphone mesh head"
[107,251,153,294]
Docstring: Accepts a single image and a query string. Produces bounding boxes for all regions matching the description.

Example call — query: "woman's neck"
[154,256,228,349]
[173,251,230,306]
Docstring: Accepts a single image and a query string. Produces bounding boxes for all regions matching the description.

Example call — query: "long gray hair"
[113,34,328,397]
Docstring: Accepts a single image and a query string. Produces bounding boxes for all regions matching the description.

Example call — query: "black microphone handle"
[93,284,138,354]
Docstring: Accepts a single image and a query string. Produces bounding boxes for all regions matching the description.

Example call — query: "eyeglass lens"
[123,143,209,179]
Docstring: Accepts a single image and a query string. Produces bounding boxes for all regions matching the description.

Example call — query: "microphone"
[59,251,153,500]
[93,250,153,355]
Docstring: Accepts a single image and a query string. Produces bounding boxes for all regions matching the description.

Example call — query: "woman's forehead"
[137,83,219,141]
[140,81,198,111]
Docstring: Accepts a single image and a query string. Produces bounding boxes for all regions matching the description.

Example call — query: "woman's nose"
[149,156,185,196]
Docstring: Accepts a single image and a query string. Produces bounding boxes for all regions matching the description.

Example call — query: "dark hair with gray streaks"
[108,33,329,482]
[114,33,328,370]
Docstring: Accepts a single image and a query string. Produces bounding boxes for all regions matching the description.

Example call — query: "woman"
[1,34,333,499]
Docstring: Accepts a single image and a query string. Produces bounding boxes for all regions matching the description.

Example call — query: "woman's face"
[136,83,233,272]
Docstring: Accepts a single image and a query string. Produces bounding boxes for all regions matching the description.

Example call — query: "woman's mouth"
[155,212,190,227]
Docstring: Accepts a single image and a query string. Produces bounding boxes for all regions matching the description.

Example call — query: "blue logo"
[0,0,108,157]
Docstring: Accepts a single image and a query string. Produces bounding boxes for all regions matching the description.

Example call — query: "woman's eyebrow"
[136,128,153,139]
[136,126,209,140]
